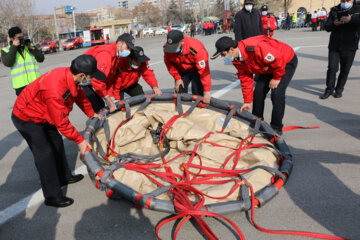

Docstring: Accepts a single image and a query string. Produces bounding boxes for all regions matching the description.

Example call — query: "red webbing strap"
[244,181,351,240]
[155,183,246,240]
[282,126,320,132]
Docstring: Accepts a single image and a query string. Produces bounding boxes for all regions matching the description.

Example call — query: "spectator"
[311,10,318,31]
[320,0,360,99]
[234,0,263,42]
[1,26,44,96]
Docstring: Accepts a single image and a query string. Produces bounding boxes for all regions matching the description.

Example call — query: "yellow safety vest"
[292,15,297,23]
[2,45,40,89]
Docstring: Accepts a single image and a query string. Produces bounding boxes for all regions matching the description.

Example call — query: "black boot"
[333,90,343,98]
[319,90,333,99]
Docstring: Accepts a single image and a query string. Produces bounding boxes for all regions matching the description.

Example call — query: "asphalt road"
[0,28,359,240]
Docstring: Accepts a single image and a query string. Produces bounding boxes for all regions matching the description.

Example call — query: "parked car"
[40,41,56,53]
[170,24,186,33]
[63,38,81,50]
[142,28,155,36]
[155,28,168,35]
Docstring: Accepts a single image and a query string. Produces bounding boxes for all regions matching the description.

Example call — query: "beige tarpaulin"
[93,103,279,205]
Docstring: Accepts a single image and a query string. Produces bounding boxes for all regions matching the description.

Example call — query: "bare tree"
[19,0,41,40]
[113,7,133,19]
[133,2,161,26]
[0,0,22,44]
[76,14,92,31]
[0,0,41,45]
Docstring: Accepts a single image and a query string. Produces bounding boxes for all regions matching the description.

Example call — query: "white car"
[142,28,154,36]
[170,24,185,33]
[155,28,168,35]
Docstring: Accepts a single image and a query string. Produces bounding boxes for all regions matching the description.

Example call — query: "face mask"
[262,11,268,16]
[245,5,253,12]
[79,76,92,86]
[341,3,352,9]
[130,64,139,69]
[117,49,130,58]
[223,56,234,65]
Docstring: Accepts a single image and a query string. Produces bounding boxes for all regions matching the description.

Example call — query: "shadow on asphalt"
[74,199,156,240]
[286,146,360,239]
[0,132,78,239]
[286,95,360,139]
[296,52,360,66]
[289,77,360,97]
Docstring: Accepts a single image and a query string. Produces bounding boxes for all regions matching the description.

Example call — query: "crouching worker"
[11,55,105,208]
[211,36,297,135]
[163,30,211,104]
[112,46,162,100]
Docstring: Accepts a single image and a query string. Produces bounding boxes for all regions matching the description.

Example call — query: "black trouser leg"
[120,83,144,100]
[11,114,64,200]
[252,55,297,131]
[252,74,272,120]
[44,123,72,186]
[15,86,26,96]
[326,50,340,92]
[82,85,105,113]
[270,55,298,131]
[179,72,204,96]
[335,50,356,93]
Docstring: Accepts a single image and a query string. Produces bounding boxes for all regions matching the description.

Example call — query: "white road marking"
[149,61,163,66]
[0,165,87,226]
[0,44,328,226]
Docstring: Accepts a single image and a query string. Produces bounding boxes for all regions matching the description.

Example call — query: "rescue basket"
[82,93,293,239]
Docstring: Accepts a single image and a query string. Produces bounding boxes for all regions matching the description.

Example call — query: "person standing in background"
[234,0,263,42]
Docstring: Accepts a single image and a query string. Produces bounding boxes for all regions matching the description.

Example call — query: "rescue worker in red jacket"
[211,36,298,135]
[83,33,136,113]
[112,46,162,100]
[11,55,105,208]
[260,5,278,37]
[164,30,211,104]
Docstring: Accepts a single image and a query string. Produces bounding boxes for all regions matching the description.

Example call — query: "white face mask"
[245,5,253,12]
[79,75,92,86]
[130,64,139,69]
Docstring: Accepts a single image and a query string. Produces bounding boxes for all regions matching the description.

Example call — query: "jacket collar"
[65,68,79,97]
[180,36,191,55]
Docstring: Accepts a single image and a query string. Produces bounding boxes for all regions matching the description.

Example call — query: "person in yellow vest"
[292,13,298,28]
[1,26,44,96]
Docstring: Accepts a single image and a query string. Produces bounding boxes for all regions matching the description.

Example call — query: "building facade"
[288,0,340,13]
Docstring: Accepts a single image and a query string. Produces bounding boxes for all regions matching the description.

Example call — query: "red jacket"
[261,15,277,37]
[164,36,211,91]
[233,35,294,103]
[13,68,95,144]
[311,14,318,23]
[112,58,159,100]
[84,43,121,98]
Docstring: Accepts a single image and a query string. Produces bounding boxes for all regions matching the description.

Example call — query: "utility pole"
[54,7,59,40]
[72,7,76,37]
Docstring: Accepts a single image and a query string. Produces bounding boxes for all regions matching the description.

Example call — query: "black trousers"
[190,30,195,38]
[178,71,204,96]
[312,22,317,31]
[326,49,356,93]
[252,54,298,132]
[319,20,325,31]
[15,86,26,96]
[11,113,72,200]
[82,85,105,113]
[120,83,144,100]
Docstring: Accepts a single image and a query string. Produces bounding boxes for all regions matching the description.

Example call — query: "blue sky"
[34,0,119,14]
